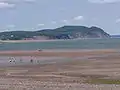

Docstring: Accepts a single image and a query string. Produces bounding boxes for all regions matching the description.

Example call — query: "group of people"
[9,57,16,63]
[8,49,43,64]
[8,57,40,64]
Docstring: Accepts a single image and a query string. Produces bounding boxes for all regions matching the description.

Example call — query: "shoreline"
[0,39,70,43]
[0,38,113,43]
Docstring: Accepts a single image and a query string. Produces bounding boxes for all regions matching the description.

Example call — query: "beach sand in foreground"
[0,49,120,90]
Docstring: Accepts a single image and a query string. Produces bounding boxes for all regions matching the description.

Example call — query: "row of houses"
[23,36,49,40]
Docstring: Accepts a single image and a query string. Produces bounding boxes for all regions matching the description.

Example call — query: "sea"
[0,38,120,51]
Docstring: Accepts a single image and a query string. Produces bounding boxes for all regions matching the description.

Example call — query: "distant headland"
[0,25,110,40]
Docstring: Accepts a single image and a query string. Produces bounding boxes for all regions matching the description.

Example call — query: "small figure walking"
[9,57,12,63]
[37,60,40,64]
[20,58,22,63]
[9,60,12,63]
[30,59,33,63]
[13,57,16,62]
[38,49,42,52]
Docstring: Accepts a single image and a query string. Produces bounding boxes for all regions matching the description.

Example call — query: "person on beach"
[12,57,17,64]
[20,58,22,63]
[38,49,42,52]
[37,60,40,64]
[9,57,12,63]
[30,59,33,63]
[9,59,12,62]
[13,57,16,62]
[30,56,33,63]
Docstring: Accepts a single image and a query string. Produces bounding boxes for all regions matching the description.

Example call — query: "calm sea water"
[0,38,120,51]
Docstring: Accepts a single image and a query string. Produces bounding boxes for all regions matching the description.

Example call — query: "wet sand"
[0,49,120,90]
[0,49,117,66]
[0,49,117,56]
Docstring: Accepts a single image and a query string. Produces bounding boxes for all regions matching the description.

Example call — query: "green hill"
[0,26,110,40]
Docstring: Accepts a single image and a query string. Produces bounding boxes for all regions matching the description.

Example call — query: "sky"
[0,0,120,34]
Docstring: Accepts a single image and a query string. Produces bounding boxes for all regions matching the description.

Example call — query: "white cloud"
[37,24,45,26]
[61,20,69,24]
[0,2,15,8]
[62,20,68,23]
[116,18,120,23]
[88,0,120,4]
[0,0,36,2]
[73,16,84,21]
[0,0,36,8]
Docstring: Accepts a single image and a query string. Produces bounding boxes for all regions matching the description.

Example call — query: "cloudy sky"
[0,0,120,34]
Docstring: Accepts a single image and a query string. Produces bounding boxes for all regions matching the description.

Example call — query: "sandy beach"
[0,49,117,56]
[0,49,120,90]
[0,39,67,43]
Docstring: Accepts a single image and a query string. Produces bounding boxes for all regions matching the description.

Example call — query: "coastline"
[0,38,112,43]
[0,39,68,43]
